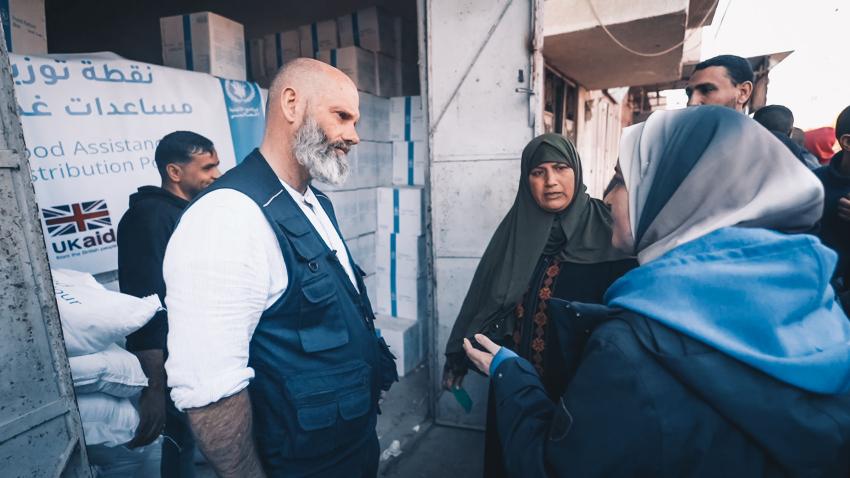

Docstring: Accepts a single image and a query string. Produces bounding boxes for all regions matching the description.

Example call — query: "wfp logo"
[224,80,256,104]
[41,200,116,256]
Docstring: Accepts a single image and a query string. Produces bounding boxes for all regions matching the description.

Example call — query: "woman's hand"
[463,334,502,376]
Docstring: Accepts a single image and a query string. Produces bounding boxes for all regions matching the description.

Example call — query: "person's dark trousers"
[161,395,196,478]
[360,432,380,478]
[482,384,509,478]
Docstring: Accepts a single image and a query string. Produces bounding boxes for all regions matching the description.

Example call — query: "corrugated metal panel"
[0,22,91,478]
[425,0,543,428]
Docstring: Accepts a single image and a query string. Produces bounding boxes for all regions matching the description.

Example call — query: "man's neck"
[839,151,850,177]
[162,183,190,201]
[259,141,310,194]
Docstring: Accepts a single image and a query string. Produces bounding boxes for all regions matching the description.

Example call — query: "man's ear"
[166,163,182,183]
[280,87,299,124]
[840,133,850,153]
[738,81,754,106]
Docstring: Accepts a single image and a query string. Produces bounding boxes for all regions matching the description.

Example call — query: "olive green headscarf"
[445,133,626,357]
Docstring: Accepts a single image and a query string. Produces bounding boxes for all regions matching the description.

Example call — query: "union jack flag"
[42,200,111,237]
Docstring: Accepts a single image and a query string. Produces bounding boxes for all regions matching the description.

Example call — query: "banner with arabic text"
[11,52,266,274]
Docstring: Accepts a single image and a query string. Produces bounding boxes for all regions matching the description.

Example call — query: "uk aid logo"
[41,200,116,257]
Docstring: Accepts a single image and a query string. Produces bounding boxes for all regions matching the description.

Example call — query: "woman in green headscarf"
[442,133,635,477]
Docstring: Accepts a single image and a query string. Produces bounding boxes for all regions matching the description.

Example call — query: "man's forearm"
[133,349,165,390]
[187,389,266,478]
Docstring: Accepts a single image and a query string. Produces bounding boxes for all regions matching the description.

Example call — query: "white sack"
[69,344,148,397]
[52,268,162,356]
[78,393,139,448]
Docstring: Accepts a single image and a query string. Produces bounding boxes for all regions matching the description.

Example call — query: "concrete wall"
[427,0,541,428]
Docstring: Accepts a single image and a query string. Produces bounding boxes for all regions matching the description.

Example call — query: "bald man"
[163,59,398,478]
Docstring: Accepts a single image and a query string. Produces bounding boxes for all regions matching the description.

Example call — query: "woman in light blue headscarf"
[464,106,850,477]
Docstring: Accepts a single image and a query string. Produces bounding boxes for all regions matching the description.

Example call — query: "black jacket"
[816,153,850,288]
[770,130,821,170]
[117,186,188,351]
[492,301,850,477]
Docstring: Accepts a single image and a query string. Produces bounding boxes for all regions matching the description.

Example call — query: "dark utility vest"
[193,149,395,476]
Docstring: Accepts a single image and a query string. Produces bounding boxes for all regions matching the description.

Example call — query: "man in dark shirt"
[814,106,850,293]
[118,131,220,476]
[753,105,821,170]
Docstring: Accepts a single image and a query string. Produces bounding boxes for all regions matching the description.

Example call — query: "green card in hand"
[452,386,473,413]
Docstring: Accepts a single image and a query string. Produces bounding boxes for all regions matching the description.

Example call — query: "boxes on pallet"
[375,272,426,319]
[376,233,425,281]
[160,12,246,80]
[358,92,390,142]
[316,46,377,95]
[392,141,426,186]
[348,233,376,276]
[389,96,426,142]
[247,38,265,82]
[374,315,423,377]
[338,7,398,56]
[377,53,402,98]
[377,186,423,235]
[324,189,358,239]
[0,0,46,54]
[262,30,299,76]
[324,188,377,240]
[299,20,338,57]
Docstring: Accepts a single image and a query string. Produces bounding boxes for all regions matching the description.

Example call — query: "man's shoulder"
[118,195,178,232]
[184,188,262,220]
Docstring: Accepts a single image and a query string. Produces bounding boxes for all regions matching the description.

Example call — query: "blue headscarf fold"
[607,106,850,394]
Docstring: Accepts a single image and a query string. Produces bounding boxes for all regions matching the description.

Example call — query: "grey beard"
[292,116,351,186]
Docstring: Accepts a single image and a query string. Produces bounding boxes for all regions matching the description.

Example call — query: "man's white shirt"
[163,181,356,411]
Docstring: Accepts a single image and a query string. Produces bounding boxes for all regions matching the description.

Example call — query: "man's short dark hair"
[753,105,794,135]
[693,54,754,85]
[836,106,850,139]
[155,131,215,179]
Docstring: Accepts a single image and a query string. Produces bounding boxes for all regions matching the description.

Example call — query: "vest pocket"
[298,275,349,352]
[284,360,374,458]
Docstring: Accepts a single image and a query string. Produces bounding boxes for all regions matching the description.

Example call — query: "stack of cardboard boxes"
[251,6,416,96]
[160,12,247,81]
[372,95,427,377]
[0,0,48,55]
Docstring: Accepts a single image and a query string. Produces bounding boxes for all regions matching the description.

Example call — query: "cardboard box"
[376,233,426,280]
[324,190,358,239]
[247,38,265,82]
[325,188,378,240]
[377,53,402,97]
[315,141,391,191]
[262,30,299,75]
[358,92,390,142]
[317,46,377,95]
[389,96,426,142]
[392,141,426,186]
[160,12,246,80]
[377,186,423,235]
[299,20,338,57]
[375,273,427,320]
[337,7,398,56]
[0,0,46,54]
[374,315,423,377]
